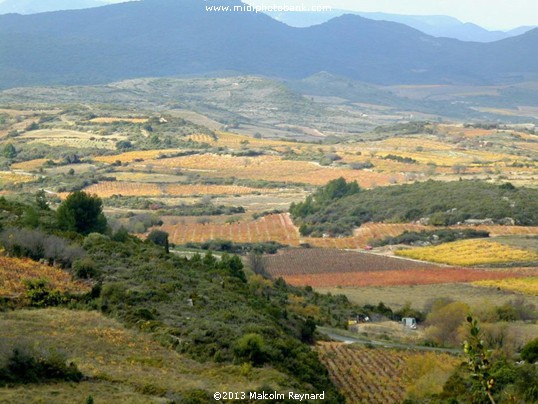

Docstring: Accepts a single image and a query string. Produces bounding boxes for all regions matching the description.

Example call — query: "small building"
[402,317,417,330]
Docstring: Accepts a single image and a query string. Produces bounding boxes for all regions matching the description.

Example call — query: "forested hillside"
[0,193,352,402]
[291,179,538,236]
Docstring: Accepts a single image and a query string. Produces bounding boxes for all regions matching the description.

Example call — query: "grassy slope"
[315,284,538,311]
[0,308,288,402]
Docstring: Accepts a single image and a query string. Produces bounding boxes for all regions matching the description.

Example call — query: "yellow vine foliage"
[473,277,538,296]
[395,239,538,266]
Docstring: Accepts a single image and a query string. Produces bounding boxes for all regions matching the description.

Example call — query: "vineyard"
[473,277,538,296]
[20,129,121,150]
[264,248,437,276]
[263,247,536,287]
[165,184,273,196]
[143,153,403,187]
[89,117,148,123]
[317,342,408,403]
[375,149,517,167]
[80,181,162,197]
[337,225,538,246]
[188,132,292,148]
[278,267,535,288]
[94,149,180,164]
[162,213,302,246]
[454,225,538,237]
[396,239,538,266]
[77,181,273,198]
[316,342,460,403]
[161,213,538,252]
[0,256,90,297]
[161,214,437,248]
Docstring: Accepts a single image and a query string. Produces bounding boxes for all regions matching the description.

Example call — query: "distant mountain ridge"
[0,0,109,14]
[266,10,536,42]
[0,0,537,89]
[1,0,534,43]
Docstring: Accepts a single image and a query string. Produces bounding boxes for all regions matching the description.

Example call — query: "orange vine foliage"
[0,256,90,297]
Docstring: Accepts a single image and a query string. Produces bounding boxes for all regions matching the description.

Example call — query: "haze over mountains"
[1,0,534,43]
[0,0,537,89]
[267,10,536,43]
[0,0,109,15]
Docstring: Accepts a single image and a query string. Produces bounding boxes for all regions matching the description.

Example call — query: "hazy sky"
[246,0,538,30]
[0,0,535,30]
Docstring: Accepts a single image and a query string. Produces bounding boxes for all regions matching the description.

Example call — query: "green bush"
[520,338,538,363]
[185,239,284,254]
[234,333,268,366]
[0,346,83,385]
[24,279,66,307]
[72,258,99,279]
[147,230,169,253]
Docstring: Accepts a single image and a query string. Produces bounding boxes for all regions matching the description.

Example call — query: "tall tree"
[57,191,107,235]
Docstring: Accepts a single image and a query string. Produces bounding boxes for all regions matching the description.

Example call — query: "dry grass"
[10,159,50,171]
[0,171,35,184]
[315,283,538,311]
[0,309,288,402]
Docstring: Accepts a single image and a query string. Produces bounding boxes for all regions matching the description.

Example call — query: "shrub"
[0,228,84,268]
[72,258,98,279]
[24,279,65,307]
[234,333,268,366]
[0,346,83,385]
[111,226,130,242]
[179,389,213,403]
[520,338,538,364]
[147,230,169,253]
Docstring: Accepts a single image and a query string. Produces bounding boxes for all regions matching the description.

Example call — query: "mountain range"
[0,0,537,89]
[0,0,109,14]
[1,0,534,43]
[266,10,536,43]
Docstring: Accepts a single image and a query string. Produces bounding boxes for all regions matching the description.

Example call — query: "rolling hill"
[0,0,537,89]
